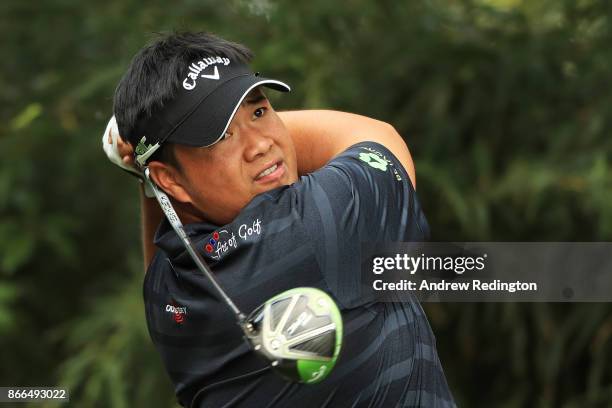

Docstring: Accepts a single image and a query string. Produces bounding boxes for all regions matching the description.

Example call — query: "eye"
[253,107,267,119]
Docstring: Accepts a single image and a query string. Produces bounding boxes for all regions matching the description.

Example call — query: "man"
[106,31,455,407]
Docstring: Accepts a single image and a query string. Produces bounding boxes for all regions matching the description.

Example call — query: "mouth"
[255,161,285,183]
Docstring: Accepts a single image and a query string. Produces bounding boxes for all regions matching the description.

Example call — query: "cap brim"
[167,75,290,147]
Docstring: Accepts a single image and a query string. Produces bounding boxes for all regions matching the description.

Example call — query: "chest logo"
[205,230,238,260]
[204,219,263,260]
[165,301,187,324]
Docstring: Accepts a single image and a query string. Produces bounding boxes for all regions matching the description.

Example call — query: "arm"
[278,110,416,189]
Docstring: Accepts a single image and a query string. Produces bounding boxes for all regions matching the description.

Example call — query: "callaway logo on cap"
[183,56,230,89]
[132,56,290,165]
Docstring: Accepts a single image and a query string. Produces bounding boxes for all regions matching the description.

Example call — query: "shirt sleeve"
[294,141,430,308]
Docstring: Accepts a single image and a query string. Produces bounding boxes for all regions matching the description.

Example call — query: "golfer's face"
[174,88,298,224]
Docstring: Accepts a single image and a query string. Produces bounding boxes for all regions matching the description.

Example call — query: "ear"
[147,161,193,204]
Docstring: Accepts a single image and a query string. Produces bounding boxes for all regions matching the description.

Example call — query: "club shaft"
[144,169,246,323]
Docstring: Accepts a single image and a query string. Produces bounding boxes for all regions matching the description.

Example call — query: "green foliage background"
[1,0,611,406]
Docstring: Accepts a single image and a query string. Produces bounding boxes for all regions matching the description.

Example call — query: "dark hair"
[113,31,253,166]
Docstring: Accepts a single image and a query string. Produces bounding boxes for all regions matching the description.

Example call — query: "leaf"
[10,103,43,130]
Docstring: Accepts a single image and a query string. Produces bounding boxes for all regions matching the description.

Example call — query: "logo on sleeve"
[358,152,389,171]
[359,147,402,181]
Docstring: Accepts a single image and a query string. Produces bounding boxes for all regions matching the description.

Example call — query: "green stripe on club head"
[298,359,335,384]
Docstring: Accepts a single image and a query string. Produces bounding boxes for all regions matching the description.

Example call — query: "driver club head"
[243,287,343,384]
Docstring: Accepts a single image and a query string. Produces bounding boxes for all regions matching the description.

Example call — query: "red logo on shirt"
[204,229,238,260]
[165,301,187,324]
[205,231,220,253]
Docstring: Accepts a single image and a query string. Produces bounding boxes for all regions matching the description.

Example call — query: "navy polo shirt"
[144,142,455,407]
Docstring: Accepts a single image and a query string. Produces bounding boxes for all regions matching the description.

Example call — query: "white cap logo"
[183,56,230,90]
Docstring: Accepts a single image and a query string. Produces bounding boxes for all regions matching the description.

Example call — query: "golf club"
[143,168,343,384]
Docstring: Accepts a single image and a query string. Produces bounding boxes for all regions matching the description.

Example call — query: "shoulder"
[279,110,416,188]
[307,141,412,193]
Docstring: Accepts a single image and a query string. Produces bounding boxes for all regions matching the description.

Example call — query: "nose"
[242,128,273,162]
